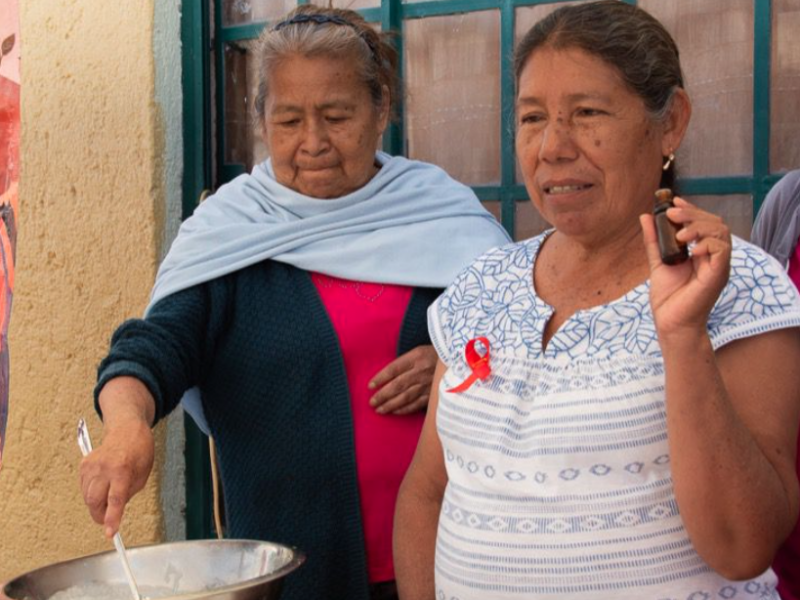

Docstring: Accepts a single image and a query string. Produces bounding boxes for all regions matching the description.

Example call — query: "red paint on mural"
[0,0,19,471]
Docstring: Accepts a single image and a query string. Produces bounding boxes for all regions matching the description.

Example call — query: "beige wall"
[0,0,169,581]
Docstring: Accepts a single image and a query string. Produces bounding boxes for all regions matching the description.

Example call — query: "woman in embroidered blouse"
[395,2,800,599]
[78,7,509,600]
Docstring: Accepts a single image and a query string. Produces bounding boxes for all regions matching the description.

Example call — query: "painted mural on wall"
[0,0,19,471]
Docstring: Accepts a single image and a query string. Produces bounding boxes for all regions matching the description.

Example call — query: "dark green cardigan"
[96,260,441,600]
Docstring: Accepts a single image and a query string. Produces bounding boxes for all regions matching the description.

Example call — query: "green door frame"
[181,0,784,540]
[181,0,214,540]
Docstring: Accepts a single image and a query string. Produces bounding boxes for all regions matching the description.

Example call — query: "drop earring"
[662,152,675,171]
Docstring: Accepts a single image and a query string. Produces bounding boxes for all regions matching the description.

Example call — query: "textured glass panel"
[515,1,588,38]
[641,0,754,177]
[405,11,501,185]
[328,0,381,8]
[223,41,269,171]
[222,0,297,26]
[515,200,552,242]
[684,194,753,241]
[771,0,800,173]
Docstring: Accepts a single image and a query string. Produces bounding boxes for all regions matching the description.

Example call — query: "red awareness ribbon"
[447,337,492,393]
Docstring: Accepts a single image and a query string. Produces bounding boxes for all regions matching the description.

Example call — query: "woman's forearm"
[661,329,798,578]
[394,470,442,600]
[395,360,448,598]
[83,376,157,537]
[98,376,156,428]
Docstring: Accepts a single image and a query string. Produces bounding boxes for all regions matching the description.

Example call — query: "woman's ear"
[662,87,692,156]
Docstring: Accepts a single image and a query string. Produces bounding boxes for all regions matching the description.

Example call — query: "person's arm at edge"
[642,206,800,578]
[663,327,800,579]
[82,282,221,537]
[80,376,157,538]
[394,359,448,600]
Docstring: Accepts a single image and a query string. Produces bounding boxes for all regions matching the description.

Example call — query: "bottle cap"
[654,188,673,213]
[654,188,673,204]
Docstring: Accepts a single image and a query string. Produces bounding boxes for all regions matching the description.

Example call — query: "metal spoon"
[77,418,143,600]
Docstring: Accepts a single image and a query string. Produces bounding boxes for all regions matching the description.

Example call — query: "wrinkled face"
[515,47,671,242]
[262,54,389,199]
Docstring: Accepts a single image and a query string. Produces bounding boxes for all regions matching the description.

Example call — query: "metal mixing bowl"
[0,539,305,600]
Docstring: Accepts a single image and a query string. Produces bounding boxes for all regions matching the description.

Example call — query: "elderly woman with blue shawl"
[77,7,510,600]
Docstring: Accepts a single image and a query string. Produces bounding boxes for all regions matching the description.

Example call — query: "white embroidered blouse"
[428,233,800,600]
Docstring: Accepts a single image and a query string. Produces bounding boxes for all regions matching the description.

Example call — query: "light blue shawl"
[150,152,510,308]
[148,152,511,433]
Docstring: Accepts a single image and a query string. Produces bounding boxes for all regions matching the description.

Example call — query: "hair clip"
[273,14,352,31]
[272,13,382,65]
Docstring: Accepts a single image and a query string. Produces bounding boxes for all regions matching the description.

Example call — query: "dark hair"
[254,6,399,127]
[514,0,684,189]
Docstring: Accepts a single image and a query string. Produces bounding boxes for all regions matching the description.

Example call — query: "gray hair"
[514,0,685,187]
[254,6,399,127]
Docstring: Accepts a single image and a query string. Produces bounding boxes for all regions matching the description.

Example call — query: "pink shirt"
[311,272,425,584]
[775,244,800,600]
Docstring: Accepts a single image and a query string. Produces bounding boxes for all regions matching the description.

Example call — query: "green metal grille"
[211,0,780,236]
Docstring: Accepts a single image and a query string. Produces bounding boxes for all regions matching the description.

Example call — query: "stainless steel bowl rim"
[1,539,306,599]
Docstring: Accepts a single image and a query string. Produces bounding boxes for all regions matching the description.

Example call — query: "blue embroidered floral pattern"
[426,233,800,600]
[434,234,800,366]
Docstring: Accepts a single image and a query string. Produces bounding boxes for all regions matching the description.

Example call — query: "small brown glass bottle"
[653,188,689,265]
